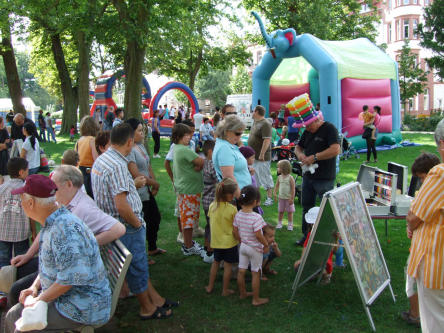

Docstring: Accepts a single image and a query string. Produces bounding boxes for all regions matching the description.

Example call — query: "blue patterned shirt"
[39,207,111,325]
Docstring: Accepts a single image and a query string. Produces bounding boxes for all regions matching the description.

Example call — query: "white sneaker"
[276,221,283,229]
[192,227,205,238]
[153,154,161,158]
[264,198,273,206]
[176,232,184,243]
[287,224,293,231]
[182,241,205,257]
[203,252,214,263]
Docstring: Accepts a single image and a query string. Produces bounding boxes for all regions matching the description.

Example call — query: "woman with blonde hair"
[212,115,251,191]
[76,116,99,198]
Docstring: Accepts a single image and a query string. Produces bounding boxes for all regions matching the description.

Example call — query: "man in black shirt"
[294,108,340,245]
[10,114,35,157]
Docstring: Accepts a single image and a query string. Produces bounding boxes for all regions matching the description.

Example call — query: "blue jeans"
[301,175,335,236]
[46,127,57,143]
[0,240,29,268]
[28,167,40,175]
[119,225,149,294]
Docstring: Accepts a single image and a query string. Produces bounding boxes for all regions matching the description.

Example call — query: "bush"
[402,109,443,131]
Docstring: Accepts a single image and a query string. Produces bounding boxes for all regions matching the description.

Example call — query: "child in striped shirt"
[233,185,269,306]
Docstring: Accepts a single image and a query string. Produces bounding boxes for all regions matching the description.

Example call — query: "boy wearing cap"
[5,174,111,332]
[0,158,31,268]
[293,101,340,246]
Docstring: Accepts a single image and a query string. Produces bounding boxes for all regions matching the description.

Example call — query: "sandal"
[161,299,179,309]
[400,311,420,327]
[149,248,167,256]
[139,307,172,320]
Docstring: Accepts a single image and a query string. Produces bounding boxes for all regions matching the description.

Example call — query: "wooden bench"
[80,239,132,333]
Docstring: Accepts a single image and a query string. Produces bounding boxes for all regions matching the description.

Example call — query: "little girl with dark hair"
[233,185,269,306]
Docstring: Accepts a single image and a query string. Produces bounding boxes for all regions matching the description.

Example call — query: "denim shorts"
[119,225,149,294]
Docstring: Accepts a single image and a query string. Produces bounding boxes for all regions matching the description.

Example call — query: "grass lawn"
[40,133,437,333]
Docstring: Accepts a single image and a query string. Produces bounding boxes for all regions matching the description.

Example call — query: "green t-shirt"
[173,144,203,194]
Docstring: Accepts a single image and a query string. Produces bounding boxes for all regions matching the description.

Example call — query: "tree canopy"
[398,40,428,113]
[242,0,379,41]
[417,0,444,81]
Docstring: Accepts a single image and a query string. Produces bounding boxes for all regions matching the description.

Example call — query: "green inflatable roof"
[270,37,397,85]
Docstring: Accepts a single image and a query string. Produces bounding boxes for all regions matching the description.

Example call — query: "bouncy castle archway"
[149,81,199,116]
[90,70,152,117]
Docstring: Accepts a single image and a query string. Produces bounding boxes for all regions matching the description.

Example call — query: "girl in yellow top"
[205,178,239,296]
[75,116,99,198]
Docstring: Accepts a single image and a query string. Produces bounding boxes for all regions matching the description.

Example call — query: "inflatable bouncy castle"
[251,12,402,149]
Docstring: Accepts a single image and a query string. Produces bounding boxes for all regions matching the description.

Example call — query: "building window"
[413,0,417,4]
[388,23,392,42]
[425,61,429,72]
[403,0,409,4]
[404,19,409,39]
[413,19,418,38]
[425,0,430,5]
[361,3,369,12]
[409,98,413,109]
[388,0,392,9]
[396,20,400,40]
[257,51,262,65]
[424,88,429,111]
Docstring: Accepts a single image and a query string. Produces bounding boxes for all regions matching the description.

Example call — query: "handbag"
[362,127,372,139]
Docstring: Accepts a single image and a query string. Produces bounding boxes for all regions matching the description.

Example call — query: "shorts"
[278,198,295,213]
[178,194,201,230]
[119,225,149,294]
[263,247,277,263]
[239,243,263,272]
[253,160,274,190]
[214,246,239,264]
[405,264,417,298]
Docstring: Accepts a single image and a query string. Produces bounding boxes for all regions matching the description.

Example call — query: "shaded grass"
[41,133,436,333]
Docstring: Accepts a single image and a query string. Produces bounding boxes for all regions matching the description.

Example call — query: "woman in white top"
[20,122,40,174]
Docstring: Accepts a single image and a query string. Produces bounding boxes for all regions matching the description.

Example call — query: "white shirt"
[194,113,203,129]
[200,123,213,137]
[22,136,40,169]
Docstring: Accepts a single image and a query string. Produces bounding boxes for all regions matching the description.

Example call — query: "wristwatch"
[314,153,318,162]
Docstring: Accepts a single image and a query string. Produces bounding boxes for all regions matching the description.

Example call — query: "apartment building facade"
[369,0,444,114]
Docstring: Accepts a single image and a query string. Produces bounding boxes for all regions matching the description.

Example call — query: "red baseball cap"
[11,174,58,198]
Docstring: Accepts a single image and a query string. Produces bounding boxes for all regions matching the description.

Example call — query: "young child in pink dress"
[233,185,268,306]
[273,159,295,230]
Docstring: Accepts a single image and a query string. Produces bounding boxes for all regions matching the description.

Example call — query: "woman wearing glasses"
[212,115,251,193]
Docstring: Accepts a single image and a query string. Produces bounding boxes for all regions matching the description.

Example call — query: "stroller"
[271,146,303,203]
[339,132,359,160]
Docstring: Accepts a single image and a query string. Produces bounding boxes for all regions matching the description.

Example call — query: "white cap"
[282,138,290,145]
[305,207,320,224]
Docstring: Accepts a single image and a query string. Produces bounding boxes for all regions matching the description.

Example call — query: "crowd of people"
[0,101,442,332]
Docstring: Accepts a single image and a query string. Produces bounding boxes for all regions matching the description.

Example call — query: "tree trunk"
[76,31,91,120]
[1,26,26,116]
[124,41,145,119]
[50,33,79,134]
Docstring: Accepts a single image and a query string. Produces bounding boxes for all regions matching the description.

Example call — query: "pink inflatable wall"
[341,78,392,137]
[269,83,310,115]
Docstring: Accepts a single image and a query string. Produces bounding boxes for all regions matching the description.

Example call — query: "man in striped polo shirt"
[407,118,444,332]
[92,123,176,320]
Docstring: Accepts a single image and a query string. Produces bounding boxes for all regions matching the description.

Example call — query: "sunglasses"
[226,112,237,115]
[235,132,242,136]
